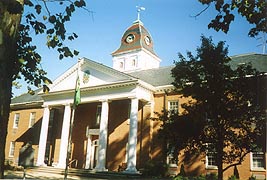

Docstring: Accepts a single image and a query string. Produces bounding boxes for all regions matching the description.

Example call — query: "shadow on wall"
[16,117,42,167]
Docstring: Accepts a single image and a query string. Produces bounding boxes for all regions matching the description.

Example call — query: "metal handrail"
[68,159,78,168]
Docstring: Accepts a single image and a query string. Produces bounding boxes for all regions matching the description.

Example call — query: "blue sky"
[13,0,264,96]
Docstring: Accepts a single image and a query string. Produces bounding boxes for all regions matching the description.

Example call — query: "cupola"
[112,8,161,72]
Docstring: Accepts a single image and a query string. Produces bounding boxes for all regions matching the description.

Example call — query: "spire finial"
[136,6,145,21]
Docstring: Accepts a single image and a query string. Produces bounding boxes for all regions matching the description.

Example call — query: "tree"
[197,0,267,37]
[0,0,86,178]
[158,36,266,180]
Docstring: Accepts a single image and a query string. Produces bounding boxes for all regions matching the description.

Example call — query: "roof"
[112,20,157,56]
[11,88,43,105]
[10,53,266,105]
[128,66,174,87]
[230,53,267,73]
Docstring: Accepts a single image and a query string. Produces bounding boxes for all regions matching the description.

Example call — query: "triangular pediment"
[48,58,137,93]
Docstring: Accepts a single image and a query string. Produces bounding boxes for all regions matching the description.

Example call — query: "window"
[132,59,136,67]
[251,152,265,170]
[206,152,217,168]
[9,141,15,157]
[96,105,102,125]
[168,101,179,114]
[166,146,177,165]
[119,62,124,69]
[205,144,217,169]
[13,113,20,128]
[29,112,36,128]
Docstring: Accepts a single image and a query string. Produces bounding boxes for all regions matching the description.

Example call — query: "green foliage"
[14,0,86,92]
[228,175,239,180]
[158,36,266,180]
[248,175,256,180]
[174,175,212,180]
[0,0,87,178]
[142,160,168,177]
[205,173,218,180]
[197,0,267,37]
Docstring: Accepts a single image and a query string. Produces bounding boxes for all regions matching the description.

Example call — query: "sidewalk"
[4,170,107,180]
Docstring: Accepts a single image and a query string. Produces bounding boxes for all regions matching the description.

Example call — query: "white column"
[57,104,72,168]
[125,97,139,173]
[36,106,50,166]
[95,100,109,171]
[85,135,92,169]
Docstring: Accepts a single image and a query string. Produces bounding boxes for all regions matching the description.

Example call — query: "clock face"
[144,36,151,45]
[125,34,135,43]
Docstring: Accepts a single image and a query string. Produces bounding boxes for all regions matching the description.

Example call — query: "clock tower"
[112,18,161,72]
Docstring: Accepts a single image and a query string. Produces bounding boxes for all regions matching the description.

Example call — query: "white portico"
[36,58,155,173]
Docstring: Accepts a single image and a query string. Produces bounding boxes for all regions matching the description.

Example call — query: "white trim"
[250,152,266,171]
[28,112,36,128]
[9,141,15,157]
[168,100,179,114]
[13,113,20,129]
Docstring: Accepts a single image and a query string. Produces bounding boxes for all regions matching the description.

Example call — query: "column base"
[35,163,47,167]
[94,167,108,172]
[55,163,65,169]
[123,167,139,174]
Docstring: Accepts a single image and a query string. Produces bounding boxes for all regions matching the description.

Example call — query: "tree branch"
[190,4,210,19]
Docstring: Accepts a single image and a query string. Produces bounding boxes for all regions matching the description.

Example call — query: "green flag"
[73,75,81,109]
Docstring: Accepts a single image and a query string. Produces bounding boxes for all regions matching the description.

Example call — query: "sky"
[13,0,265,96]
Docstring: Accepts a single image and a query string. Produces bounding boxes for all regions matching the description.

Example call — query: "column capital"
[99,99,111,103]
[128,96,138,100]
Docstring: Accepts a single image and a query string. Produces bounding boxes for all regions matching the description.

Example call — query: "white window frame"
[13,113,20,129]
[29,112,36,128]
[9,141,15,157]
[205,143,218,169]
[206,151,218,169]
[168,100,179,114]
[96,105,102,126]
[250,152,265,171]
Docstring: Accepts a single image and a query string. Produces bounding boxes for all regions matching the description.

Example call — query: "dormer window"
[132,59,136,67]
[120,62,124,69]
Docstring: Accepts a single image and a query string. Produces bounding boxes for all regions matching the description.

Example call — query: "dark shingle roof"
[128,66,175,86]
[230,53,267,73]
[11,89,43,104]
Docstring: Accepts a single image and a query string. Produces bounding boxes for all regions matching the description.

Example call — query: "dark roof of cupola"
[112,20,157,57]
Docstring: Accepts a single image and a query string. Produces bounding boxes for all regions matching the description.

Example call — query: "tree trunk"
[217,125,224,180]
[0,0,23,178]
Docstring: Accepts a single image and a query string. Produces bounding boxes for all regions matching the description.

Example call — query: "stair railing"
[68,159,78,168]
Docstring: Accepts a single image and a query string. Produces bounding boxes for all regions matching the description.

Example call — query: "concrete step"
[27,166,142,179]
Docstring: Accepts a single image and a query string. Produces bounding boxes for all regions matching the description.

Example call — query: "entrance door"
[91,139,99,168]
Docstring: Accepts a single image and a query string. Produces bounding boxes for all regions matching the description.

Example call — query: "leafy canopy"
[198,0,267,37]
[13,0,87,93]
[158,36,265,177]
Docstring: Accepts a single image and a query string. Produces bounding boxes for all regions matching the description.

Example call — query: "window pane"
[169,101,179,113]
[9,141,15,157]
[13,113,20,128]
[96,105,102,125]
[252,152,265,168]
[29,112,36,128]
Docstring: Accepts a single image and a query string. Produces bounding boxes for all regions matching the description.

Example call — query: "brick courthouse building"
[5,18,267,179]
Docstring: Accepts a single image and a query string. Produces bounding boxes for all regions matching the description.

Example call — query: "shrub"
[174,176,189,180]
[228,175,239,180]
[141,160,168,177]
[248,175,256,180]
[206,173,218,180]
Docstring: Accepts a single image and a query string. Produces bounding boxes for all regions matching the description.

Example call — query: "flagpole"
[64,60,81,180]
[64,107,75,180]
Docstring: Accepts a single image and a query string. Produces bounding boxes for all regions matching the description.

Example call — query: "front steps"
[26,166,142,179]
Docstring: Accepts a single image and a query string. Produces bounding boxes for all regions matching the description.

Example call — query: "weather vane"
[136,6,145,21]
